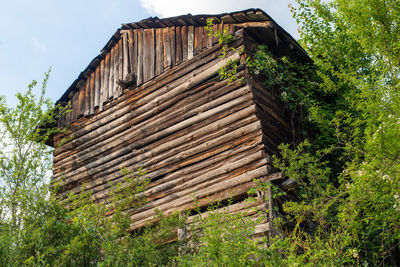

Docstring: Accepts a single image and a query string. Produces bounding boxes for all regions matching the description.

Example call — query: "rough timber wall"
[51,9,310,237]
[57,24,238,127]
[52,27,279,234]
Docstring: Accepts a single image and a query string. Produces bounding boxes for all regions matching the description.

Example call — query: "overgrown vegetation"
[1,0,400,265]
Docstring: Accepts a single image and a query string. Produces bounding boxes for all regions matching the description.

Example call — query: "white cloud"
[139,0,299,38]
[32,37,47,53]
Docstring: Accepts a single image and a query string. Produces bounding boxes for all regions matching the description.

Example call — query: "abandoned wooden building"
[49,8,309,237]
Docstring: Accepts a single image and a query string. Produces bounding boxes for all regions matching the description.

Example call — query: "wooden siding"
[57,24,235,127]
[51,10,310,239]
[52,30,282,235]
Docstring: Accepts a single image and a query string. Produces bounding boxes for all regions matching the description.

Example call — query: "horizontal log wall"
[57,24,236,127]
[53,34,276,232]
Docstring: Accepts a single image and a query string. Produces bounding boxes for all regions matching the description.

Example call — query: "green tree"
[265,0,400,265]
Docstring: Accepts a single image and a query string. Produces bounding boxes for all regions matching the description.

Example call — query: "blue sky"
[0,0,299,106]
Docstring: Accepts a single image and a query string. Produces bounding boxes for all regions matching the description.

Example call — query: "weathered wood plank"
[155,28,163,76]
[99,58,106,111]
[127,29,135,74]
[71,90,78,121]
[212,24,219,44]
[133,29,138,77]
[104,52,111,102]
[202,26,208,50]
[194,26,203,55]
[175,26,182,65]
[122,32,129,78]
[170,27,176,66]
[94,67,100,110]
[143,28,155,82]
[78,83,85,118]
[113,41,120,99]
[136,29,144,85]
[181,26,188,61]
[84,77,90,116]
[187,26,194,59]
[163,27,171,69]
[89,72,95,114]
[117,38,124,97]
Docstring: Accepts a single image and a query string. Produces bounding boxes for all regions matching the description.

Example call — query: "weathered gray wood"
[170,27,176,66]
[57,123,262,201]
[133,29,138,77]
[84,77,90,116]
[163,27,171,68]
[53,35,244,147]
[78,83,85,118]
[53,51,242,168]
[136,29,143,85]
[127,30,135,74]
[54,73,244,173]
[94,67,100,110]
[128,165,269,230]
[155,28,163,76]
[122,32,129,78]
[143,28,155,82]
[113,41,119,99]
[181,26,188,61]
[54,87,252,183]
[99,58,106,111]
[71,90,78,121]
[104,52,110,102]
[89,72,95,114]
[187,26,194,59]
[54,92,254,183]
[58,117,262,201]
[117,38,124,97]
[175,26,182,65]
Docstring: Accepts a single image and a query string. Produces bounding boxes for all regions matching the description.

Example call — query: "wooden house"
[50,9,309,237]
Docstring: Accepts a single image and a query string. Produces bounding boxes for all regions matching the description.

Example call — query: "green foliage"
[205,18,234,58]
[0,69,67,234]
[2,1,400,265]
[205,18,244,84]
[258,0,400,265]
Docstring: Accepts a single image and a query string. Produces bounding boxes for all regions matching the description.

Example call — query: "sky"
[0,0,299,107]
